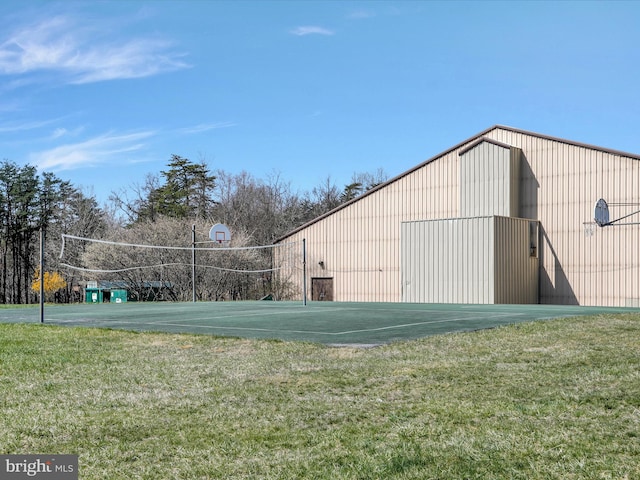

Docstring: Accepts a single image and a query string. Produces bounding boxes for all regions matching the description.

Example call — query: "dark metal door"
[311,277,334,301]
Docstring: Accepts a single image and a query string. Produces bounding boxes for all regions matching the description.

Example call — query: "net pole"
[39,227,45,324]
[302,238,307,306]
[192,224,196,303]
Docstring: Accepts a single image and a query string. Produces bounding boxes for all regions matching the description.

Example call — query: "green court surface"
[1,301,637,346]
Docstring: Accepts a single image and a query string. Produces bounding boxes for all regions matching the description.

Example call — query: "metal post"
[39,227,44,323]
[192,224,196,303]
[302,238,307,306]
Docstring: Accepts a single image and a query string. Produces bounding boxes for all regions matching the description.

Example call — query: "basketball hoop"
[209,223,232,246]
[594,199,610,227]
[592,198,640,226]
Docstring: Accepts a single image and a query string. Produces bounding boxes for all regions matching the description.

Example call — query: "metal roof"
[275,124,640,243]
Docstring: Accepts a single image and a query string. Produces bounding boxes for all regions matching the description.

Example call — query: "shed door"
[311,277,334,301]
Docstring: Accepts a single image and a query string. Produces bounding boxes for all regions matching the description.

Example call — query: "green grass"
[1,314,639,479]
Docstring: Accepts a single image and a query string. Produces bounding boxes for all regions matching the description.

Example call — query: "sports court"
[0,301,636,346]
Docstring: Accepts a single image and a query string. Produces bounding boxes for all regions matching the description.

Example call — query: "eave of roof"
[274,124,640,243]
[458,136,513,156]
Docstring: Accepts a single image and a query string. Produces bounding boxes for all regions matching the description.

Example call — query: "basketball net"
[583,221,597,237]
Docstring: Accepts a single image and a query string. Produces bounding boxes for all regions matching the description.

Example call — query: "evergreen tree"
[154,155,216,219]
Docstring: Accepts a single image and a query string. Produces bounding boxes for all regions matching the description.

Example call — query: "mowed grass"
[1,314,639,479]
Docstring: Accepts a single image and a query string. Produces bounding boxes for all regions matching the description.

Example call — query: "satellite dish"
[209,223,231,244]
[594,198,610,227]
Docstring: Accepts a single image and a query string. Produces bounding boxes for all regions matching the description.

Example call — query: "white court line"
[114,312,525,336]
[149,307,515,325]
[45,307,323,324]
[46,308,526,338]
[324,313,524,336]
[150,307,363,324]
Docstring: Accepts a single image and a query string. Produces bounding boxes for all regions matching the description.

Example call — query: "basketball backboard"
[594,198,610,227]
[209,223,231,244]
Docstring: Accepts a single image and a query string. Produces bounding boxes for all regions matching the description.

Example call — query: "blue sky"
[1,0,639,205]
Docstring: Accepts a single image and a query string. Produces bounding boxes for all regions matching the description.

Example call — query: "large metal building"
[275,125,640,307]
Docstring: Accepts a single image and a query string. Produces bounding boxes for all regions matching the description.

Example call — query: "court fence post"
[40,227,45,324]
[192,224,196,303]
[302,238,307,306]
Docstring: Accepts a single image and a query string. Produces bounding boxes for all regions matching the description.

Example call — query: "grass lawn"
[0,313,639,479]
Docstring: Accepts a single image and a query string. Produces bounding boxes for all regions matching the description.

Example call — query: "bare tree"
[212,170,306,245]
[80,216,275,301]
[108,173,161,224]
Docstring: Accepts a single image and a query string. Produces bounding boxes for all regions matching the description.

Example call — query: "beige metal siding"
[402,217,494,303]
[401,216,538,304]
[280,152,460,302]
[486,128,640,306]
[460,142,520,217]
[493,216,539,304]
[277,125,639,306]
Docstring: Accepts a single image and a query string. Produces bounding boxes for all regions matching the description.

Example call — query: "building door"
[311,277,334,301]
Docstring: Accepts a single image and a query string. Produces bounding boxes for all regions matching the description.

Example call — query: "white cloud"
[49,125,84,140]
[0,15,189,84]
[0,117,63,133]
[50,128,68,139]
[30,130,155,171]
[290,26,335,36]
[178,121,237,135]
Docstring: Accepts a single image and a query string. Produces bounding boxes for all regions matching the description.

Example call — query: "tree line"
[1,156,387,304]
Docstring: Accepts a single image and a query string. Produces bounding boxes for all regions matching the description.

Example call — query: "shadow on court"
[0,302,637,346]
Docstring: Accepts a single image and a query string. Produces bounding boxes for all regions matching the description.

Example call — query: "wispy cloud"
[178,121,237,135]
[30,130,155,171]
[0,117,65,134]
[0,15,189,84]
[289,26,335,37]
[49,126,84,140]
[50,128,68,140]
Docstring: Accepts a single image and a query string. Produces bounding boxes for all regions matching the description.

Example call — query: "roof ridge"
[274,125,640,242]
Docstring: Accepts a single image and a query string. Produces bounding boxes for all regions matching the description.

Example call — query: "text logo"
[0,455,77,480]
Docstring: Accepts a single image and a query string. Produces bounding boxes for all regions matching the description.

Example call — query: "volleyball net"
[59,234,302,302]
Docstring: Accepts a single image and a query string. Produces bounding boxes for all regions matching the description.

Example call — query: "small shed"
[85,281,128,304]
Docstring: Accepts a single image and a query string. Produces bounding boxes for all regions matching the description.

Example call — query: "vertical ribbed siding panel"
[493,217,539,304]
[628,159,640,306]
[403,216,538,304]
[621,156,630,305]
[604,150,615,305]
[283,126,639,306]
[400,221,409,302]
[418,220,426,303]
[494,217,503,303]
[509,148,521,217]
[469,219,477,303]
[326,212,336,298]
[485,217,493,304]
[558,142,568,303]
[485,126,640,306]
[433,220,442,303]
[460,143,515,218]
[473,217,489,304]
[470,219,478,303]
[583,147,597,305]
[605,152,617,305]
[572,146,584,304]
[542,138,555,304]
[594,149,605,305]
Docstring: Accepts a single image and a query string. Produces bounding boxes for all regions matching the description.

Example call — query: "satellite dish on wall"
[209,223,231,245]
[594,199,610,227]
